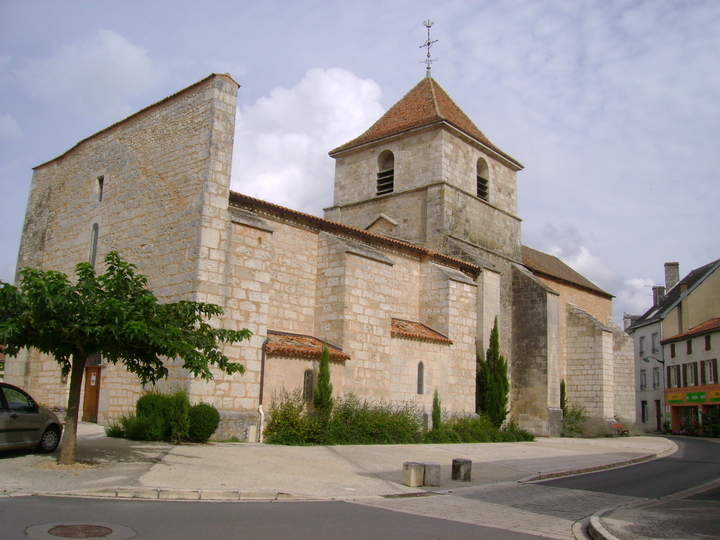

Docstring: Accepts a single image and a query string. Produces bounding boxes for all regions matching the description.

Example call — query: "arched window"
[377,150,394,196]
[417,362,424,395]
[89,223,99,268]
[476,158,489,201]
[303,369,314,402]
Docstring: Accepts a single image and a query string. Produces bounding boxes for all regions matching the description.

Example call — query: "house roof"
[629,258,720,331]
[391,319,452,344]
[265,331,350,361]
[329,77,522,169]
[229,191,480,277]
[662,318,720,344]
[521,246,612,298]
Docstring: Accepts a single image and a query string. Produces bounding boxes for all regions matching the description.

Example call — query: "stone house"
[6,73,634,437]
[627,258,720,431]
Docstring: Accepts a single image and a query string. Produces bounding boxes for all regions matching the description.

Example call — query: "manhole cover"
[48,524,113,538]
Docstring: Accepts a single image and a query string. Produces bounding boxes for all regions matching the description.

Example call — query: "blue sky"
[1,0,719,323]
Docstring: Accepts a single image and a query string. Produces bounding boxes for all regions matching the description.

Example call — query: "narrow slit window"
[476,158,489,201]
[97,176,105,202]
[303,369,314,403]
[417,362,424,395]
[377,150,394,196]
[89,223,99,268]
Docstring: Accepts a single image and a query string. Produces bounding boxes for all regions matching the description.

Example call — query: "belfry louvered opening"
[377,150,394,196]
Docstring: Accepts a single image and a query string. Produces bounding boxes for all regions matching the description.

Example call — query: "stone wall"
[566,305,615,419]
[7,74,240,424]
[511,265,561,435]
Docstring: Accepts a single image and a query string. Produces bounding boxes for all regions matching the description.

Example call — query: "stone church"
[6,73,634,437]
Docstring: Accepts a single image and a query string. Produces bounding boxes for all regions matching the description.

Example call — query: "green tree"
[313,346,333,418]
[0,252,251,464]
[431,389,442,431]
[476,316,509,428]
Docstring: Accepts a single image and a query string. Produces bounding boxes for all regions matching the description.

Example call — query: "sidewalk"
[0,422,675,502]
[0,424,688,540]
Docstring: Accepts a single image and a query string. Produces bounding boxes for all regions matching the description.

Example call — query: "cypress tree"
[431,389,442,431]
[313,346,333,418]
[476,317,509,428]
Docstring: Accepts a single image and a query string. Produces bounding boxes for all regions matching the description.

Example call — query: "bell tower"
[324,77,523,262]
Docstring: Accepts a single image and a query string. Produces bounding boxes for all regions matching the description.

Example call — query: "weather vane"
[420,20,438,77]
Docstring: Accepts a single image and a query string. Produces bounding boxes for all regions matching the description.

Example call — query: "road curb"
[47,487,311,502]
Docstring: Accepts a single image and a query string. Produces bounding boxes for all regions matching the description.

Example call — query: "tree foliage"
[0,252,251,463]
[476,316,510,428]
[431,389,442,431]
[313,346,333,418]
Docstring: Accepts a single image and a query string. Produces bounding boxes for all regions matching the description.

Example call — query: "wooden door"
[82,366,101,423]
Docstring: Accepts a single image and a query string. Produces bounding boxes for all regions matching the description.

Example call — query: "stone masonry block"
[451,458,472,481]
[423,462,441,486]
[402,462,424,487]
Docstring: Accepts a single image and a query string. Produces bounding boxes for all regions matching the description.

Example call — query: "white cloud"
[231,68,384,216]
[17,29,160,120]
[0,113,21,139]
[616,277,654,317]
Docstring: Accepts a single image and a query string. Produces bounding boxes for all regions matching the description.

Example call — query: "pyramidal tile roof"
[330,77,522,168]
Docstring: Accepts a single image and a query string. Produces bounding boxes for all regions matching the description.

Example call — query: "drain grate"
[48,524,113,538]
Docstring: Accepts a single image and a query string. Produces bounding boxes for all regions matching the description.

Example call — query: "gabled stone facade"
[6,73,634,438]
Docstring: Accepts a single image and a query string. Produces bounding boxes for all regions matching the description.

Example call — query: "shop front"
[666,385,720,435]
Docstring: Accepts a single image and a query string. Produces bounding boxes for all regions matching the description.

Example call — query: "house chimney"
[652,285,666,307]
[665,262,680,290]
[679,281,688,294]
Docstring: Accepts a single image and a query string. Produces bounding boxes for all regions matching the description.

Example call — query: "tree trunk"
[57,353,87,465]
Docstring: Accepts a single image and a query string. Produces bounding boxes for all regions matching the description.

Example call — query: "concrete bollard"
[402,462,424,487]
[451,458,472,481]
[422,462,441,486]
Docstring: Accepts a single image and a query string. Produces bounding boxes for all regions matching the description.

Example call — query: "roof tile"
[265,331,350,360]
[391,318,451,344]
[330,77,521,168]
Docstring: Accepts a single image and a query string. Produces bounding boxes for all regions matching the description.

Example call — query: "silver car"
[0,382,63,453]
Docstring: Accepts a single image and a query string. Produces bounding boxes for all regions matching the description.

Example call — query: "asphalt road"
[0,496,552,540]
[536,436,720,499]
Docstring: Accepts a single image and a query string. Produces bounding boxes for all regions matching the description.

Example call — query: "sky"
[1,0,719,325]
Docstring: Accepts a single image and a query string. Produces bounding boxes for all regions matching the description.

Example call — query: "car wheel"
[37,425,61,453]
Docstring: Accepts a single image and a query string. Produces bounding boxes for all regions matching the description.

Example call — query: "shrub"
[327,395,420,445]
[188,402,221,443]
[136,391,171,438]
[136,392,170,419]
[120,413,167,441]
[264,391,421,445]
[105,420,125,438]
[166,389,190,443]
[264,389,323,445]
[421,414,533,443]
[561,405,587,437]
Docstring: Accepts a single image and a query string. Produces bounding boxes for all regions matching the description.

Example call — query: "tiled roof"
[229,191,479,275]
[662,318,720,344]
[329,77,522,168]
[521,246,612,298]
[265,331,350,360]
[630,258,720,330]
[391,319,451,344]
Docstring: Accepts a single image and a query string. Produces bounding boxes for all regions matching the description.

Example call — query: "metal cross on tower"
[420,20,438,77]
